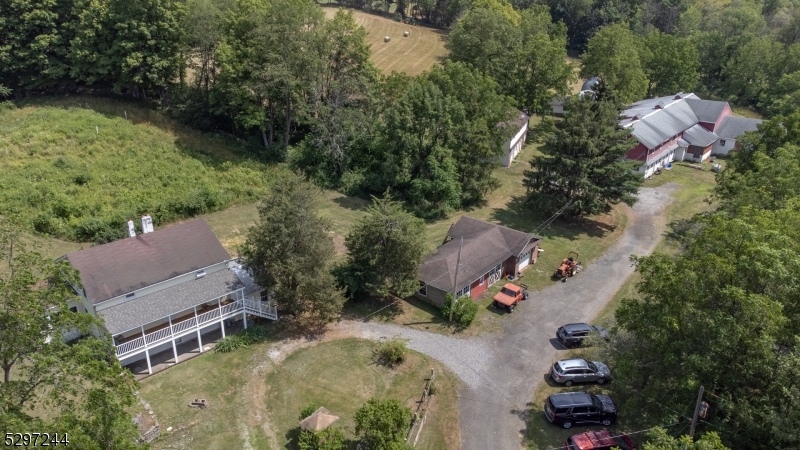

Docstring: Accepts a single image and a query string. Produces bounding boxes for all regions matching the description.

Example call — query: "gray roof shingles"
[716,116,763,139]
[67,220,231,304]
[419,217,539,292]
[98,268,244,335]
[628,100,699,149]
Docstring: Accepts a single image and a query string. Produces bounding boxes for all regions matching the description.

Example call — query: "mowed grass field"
[323,6,447,76]
[140,338,462,450]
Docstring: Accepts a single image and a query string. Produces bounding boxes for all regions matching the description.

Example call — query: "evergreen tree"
[240,173,346,321]
[522,95,642,216]
[340,196,427,299]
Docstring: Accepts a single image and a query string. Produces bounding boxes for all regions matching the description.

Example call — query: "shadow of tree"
[341,296,405,322]
[331,194,371,213]
[490,195,617,240]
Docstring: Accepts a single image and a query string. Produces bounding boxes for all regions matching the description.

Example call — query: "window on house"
[456,285,471,298]
[125,292,135,298]
[479,275,485,286]
[260,290,269,302]
[418,282,427,296]
[720,140,726,146]
[69,306,78,313]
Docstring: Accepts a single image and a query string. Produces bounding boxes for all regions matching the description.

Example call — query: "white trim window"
[418,282,427,296]
[456,285,471,298]
[479,275,485,286]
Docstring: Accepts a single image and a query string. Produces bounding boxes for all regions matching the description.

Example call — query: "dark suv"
[544,392,618,429]
[556,323,609,348]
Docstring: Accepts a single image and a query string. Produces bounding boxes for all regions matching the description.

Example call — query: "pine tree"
[522,95,642,216]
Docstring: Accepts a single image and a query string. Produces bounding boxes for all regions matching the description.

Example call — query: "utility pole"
[449,237,463,323]
[689,385,705,438]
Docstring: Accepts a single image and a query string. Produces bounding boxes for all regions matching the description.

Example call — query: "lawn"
[524,163,720,449]
[0,97,282,243]
[140,337,462,450]
[322,6,448,76]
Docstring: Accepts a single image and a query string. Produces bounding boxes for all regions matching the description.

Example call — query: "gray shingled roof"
[98,268,244,335]
[619,93,698,128]
[716,116,763,139]
[628,100,699,149]
[418,217,539,292]
[685,98,728,123]
[683,124,718,147]
[67,220,231,304]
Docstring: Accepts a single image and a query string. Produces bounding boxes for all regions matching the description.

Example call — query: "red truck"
[493,283,529,312]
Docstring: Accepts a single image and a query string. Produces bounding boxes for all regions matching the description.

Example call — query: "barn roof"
[419,217,539,292]
[685,98,728,123]
[716,116,763,139]
[682,124,718,147]
[66,220,231,304]
[627,100,699,149]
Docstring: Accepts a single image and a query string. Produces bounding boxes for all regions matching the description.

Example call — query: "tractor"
[553,251,582,282]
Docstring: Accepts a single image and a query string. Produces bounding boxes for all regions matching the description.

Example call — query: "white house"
[63,218,277,375]
[501,112,529,167]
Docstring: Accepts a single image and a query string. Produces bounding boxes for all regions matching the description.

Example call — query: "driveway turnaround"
[321,184,677,449]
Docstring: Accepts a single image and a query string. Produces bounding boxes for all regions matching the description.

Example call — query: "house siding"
[502,122,528,167]
[415,285,449,308]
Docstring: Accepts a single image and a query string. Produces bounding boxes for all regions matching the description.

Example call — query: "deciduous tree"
[641,31,699,97]
[580,23,648,104]
[240,173,346,320]
[354,398,412,450]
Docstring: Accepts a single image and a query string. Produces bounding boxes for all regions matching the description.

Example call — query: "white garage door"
[518,251,531,270]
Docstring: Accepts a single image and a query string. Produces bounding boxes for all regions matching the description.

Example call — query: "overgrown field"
[141,337,461,450]
[0,98,280,242]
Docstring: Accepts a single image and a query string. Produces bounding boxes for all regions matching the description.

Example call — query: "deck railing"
[115,299,276,358]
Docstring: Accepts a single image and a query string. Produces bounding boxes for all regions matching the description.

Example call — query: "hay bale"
[404,31,409,37]
[384,36,391,42]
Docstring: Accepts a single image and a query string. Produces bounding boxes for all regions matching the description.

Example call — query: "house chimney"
[127,220,136,237]
[141,215,154,234]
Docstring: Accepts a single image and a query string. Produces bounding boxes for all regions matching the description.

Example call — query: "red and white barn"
[620,93,763,178]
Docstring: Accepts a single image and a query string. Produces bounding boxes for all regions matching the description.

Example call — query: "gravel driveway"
[326,184,677,449]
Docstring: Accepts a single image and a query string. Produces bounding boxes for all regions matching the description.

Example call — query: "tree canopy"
[580,23,649,104]
[354,398,412,450]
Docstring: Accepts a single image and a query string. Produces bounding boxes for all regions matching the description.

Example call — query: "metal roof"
[685,98,728,123]
[67,220,231,304]
[682,124,718,147]
[418,217,539,293]
[98,268,245,336]
[716,116,763,139]
[627,100,699,149]
[619,93,698,128]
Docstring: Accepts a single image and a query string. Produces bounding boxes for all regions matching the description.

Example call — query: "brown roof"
[66,220,230,304]
[299,407,340,431]
[419,217,539,292]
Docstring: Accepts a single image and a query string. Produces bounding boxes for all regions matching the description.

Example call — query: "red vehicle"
[563,429,636,450]
[492,283,528,312]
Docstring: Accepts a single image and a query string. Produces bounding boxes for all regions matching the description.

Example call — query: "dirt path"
[255,184,677,449]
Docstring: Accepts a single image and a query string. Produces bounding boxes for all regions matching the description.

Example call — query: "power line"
[537,422,684,450]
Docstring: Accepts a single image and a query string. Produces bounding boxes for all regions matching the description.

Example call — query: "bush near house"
[373,337,409,368]
[440,294,479,329]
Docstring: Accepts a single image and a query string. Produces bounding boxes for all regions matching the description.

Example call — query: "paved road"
[329,184,677,450]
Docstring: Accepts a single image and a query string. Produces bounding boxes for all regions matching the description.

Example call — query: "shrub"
[373,337,408,367]
[299,404,320,421]
[441,294,478,329]
[354,398,412,450]
[297,427,345,450]
[213,325,268,353]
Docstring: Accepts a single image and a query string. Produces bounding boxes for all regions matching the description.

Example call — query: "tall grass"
[0,97,284,242]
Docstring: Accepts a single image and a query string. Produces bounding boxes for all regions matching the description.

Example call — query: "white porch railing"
[243,296,278,320]
[115,298,277,358]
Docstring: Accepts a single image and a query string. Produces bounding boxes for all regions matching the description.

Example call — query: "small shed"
[299,407,340,431]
